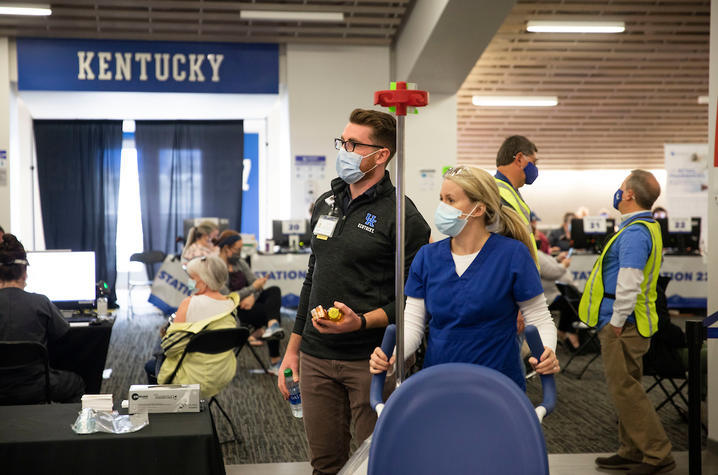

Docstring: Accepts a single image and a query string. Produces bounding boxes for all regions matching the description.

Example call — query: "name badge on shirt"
[313,215,339,240]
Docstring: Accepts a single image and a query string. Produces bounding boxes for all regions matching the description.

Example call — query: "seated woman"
[145,255,238,399]
[0,234,85,404]
[181,221,219,263]
[216,230,284,375]
[370,166,558,389]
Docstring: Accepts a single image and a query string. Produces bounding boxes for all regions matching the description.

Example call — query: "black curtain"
[135,120,244,257]
[34,120,123,295]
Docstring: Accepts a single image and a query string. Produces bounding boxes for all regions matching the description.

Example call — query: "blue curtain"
[135,120,244,256]
[34,120,123,295]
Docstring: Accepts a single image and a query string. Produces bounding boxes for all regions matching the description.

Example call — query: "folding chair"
[165,327,250,443]
[555,282,601,379]
[0,341,51,405]
[128,250,166,315]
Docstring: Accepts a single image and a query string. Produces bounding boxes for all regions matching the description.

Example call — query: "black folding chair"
[555,282,601,379]
[165,327,250,443]
[0,341,51,404]
[129,250,166,315]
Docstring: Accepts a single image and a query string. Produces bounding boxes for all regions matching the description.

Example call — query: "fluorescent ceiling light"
[0,4,51,16]
[698,96,709,105]
[472,96,558,107]
[240,10,343,22]
[526,21,625,33]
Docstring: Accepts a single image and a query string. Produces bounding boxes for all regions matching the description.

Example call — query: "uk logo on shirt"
[358,212,377,234]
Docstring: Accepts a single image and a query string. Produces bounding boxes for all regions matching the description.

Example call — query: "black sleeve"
[381,201,431,324]
[293,252,315,336]
[293,196,325,335]
[43,297,70,342]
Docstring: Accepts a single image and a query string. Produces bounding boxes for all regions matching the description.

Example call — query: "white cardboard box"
[128,384,200,414]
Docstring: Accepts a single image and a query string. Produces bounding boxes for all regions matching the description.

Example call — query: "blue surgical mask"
[613,188,623,210]
[187,278,196,292]
[336,149,380,184]
[523,161,539,185]
[434,201,478,237]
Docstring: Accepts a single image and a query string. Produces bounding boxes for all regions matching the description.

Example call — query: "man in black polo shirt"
[277,108,430,474]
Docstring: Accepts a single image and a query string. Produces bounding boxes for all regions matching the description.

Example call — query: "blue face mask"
[613,188,623,210]
[523,161,539,185]
[434,201,478,237]
[187,278,196,292]
[336,149,381,184]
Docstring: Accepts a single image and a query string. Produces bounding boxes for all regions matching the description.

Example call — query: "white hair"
[186,255,228,292]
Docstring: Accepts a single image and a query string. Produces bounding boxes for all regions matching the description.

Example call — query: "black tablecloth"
[48,320,113,393]
[0,403,225,475]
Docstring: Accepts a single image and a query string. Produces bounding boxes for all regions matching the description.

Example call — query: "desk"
[0,403,225,475]
[569,254,707,309]
[48,320,114,393]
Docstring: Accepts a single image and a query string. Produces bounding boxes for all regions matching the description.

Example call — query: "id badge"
[314,215,339,240]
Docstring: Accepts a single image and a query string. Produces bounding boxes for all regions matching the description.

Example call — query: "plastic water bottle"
[284,369,302,418]
[97,297,108,318]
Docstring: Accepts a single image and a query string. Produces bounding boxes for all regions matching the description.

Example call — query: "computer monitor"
[24,251,96,310]
[272,219,312,250]
[658,216,701,255]
[570,217,616,253]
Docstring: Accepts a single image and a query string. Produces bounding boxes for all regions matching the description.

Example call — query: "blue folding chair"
[364,324,556,475]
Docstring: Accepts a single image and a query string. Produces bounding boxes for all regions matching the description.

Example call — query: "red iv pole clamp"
[374,81,429,386]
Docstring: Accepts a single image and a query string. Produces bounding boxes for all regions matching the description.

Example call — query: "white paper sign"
[668,217,691,233]
[583,216,607,234]
[281,219,306,234]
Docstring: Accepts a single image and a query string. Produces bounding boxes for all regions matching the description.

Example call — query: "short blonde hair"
[444,166,538,265]
[186,255,228,291]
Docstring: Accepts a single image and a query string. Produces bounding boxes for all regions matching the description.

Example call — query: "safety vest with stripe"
[494,177,539,268]
[578,218,662,337]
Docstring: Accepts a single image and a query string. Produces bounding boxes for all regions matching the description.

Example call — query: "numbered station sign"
[668,217,691,234]
[583,216,607,234]
[282,220,306,235]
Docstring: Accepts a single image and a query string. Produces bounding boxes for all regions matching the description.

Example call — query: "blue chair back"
[367,361,549,475]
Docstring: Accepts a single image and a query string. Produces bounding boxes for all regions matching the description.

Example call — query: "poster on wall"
[295,155,326,217]
[664,143,709,249]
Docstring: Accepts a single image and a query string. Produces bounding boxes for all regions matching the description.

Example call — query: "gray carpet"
[101,299,699,465]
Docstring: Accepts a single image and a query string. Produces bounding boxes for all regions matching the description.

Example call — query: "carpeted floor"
[102,292,700,465]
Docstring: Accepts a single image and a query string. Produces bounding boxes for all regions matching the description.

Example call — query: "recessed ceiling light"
[0,3,51,16]
[240,10,343,22]
[526,21,625,33]
[472,96,558,107]
[698,96,709,105]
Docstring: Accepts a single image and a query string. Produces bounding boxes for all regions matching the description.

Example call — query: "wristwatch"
[358,313,367,330]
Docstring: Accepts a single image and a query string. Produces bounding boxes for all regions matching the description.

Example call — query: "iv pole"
[374,82,428,385]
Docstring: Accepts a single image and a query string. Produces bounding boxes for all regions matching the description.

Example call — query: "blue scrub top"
[596,211,654,329]
[405,234,543,389]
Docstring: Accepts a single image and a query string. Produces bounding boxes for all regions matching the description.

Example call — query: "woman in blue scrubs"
[370,166,558,389]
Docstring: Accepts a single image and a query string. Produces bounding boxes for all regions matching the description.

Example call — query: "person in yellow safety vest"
[494,135,540,268]
[579,170,674,475]
[494,135,540,340]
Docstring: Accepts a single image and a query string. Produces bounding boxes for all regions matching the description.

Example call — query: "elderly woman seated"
[145,255,239,400]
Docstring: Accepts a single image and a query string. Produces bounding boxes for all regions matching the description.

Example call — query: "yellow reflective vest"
[158,293,240,399]
[578,218,662,337]
[494,177,539,268]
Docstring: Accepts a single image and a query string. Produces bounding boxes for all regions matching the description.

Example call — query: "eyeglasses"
[334,138,384,153]
[443,166,471,177]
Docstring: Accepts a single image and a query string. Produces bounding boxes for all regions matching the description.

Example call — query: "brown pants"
[599,323,673,465]
[299,352,377,475]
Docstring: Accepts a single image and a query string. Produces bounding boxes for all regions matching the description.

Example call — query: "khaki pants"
[599,323,673,465]
[299,352,378,475]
